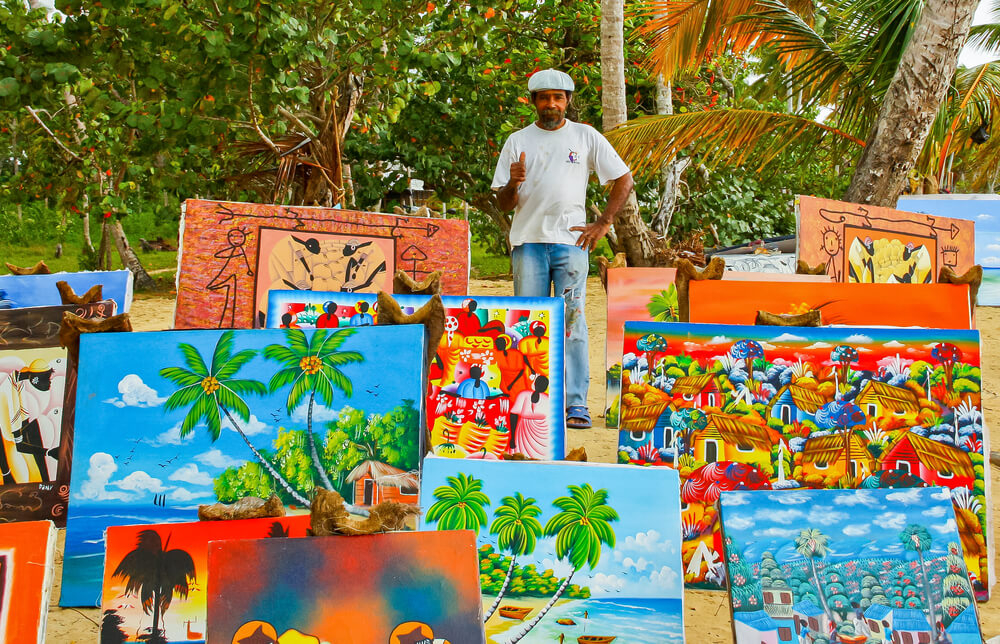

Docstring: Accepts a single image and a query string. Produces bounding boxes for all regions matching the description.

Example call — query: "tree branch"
[24,105,82,161]
[248,65,280,155]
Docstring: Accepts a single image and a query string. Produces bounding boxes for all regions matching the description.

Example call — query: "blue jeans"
[511,243,589,410]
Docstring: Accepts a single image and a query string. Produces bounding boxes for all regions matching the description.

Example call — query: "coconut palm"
[264,328,363,490]
[111,530,196,643]
[507,484,619,643]
[795,528,836,627]
[483,492,544,622]
[901,524,938,643]
[425,472,491,532]
[160,331,309,505]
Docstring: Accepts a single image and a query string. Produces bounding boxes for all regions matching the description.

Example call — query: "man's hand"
[509,151,526,186]
[571,219,612,252]
[571,172,633,252]
[497,151,526,212]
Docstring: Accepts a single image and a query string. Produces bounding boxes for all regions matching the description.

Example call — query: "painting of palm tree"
[901,525,938,643]
[110,530,195,644]
[264,328,363,490]
[795,528,835,627]
[483,492,543,621]
[646,285,679,322]
[425,472,491,532]
[159,331,309,505]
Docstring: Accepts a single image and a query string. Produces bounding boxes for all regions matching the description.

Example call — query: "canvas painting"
[719,487,984,644]
[175,199,470,329]
[268,290,566,460]
[616,322,990,598]
[0,520,58,644]
[0,269,133,312]
[206,530,486,644]
[688,281,973,328]
[797,195,975,283]
[61,324,425,607]
[419,457,685,644]
[101,515,311,643]
[720,253,797,273]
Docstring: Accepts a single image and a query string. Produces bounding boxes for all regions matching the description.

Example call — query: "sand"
[42,278,1000,642]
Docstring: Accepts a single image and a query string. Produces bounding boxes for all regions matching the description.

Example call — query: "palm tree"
[425,472,491,532]
[507,484,619,643]
[264,328,363,490]
[901,524,938,643]
[160,331,309,505]
[111,530,196,643]
[795,528,836,628]
[483,492,544,622]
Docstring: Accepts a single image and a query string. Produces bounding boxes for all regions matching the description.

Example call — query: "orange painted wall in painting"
[689,280,972,328]
[0,520,57,644]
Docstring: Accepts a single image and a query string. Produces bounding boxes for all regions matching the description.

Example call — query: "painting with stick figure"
[60,324,425,607]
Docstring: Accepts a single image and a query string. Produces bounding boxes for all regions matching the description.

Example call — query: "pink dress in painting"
[510,389,549,459]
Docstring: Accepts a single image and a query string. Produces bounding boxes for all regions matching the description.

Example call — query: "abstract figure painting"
[101,515,311,643]
[206,530,487,644]
[0,520,58,643]
[616,322,990,598]
[419,457,685,644]
[797,195,975,283]
[176,199,469,328]
[0,270,133,312]
[61,325,425,606]
[268,291,566,460]
[719,488,984,644]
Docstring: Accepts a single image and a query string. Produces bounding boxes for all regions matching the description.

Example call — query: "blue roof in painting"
[793,600,824,616]
[865,604,893,620]
[892,609,931,632]
[946,606,981,635]
[735,610,778,631]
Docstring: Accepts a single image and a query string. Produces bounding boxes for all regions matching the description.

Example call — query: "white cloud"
[620,530,671,554]
[621,557,651,573]
[844,334,873,344]
[771,333,806,343]
[706,335,732,345]
[541,556,574,579]
[222,413,270,436]
[196,448,241,469]
[646,565,680,591]
[979,213,994,220]
[807,507,848,526]
[103,374,167,408]
[883,340,905,348]
[722,492,750,506]
[804,342,833,350]
[982,256,1000,264]
[757,527,800,538]
[843,524,871,537]
[112,470,170,494]
[589,573,626,594]
[775,493,811,505]
[931,488,952,501]
[169,487,213,502]
[169,464,213,486]
[761,509,805,523]
[988,244,1000,251]
[725,516,755,531]
[833,490,883,508]
[931,518,959,535]
[290,404,339,424]
[922,505,947,518]
[79,452,132,501]
[879,512,907,531]
[886,489,924,505]
[150,422,193,447]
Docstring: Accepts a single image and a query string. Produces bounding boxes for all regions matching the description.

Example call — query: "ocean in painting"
[980,267,1000,306]
[490,598,683,644]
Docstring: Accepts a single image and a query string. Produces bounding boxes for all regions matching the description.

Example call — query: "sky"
[961,2,999,68]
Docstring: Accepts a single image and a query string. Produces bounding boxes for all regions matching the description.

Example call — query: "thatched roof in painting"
[346,460,419,488]
[802,433,871,465]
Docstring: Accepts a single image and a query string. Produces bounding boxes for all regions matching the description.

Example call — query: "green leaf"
[0,77,19,98]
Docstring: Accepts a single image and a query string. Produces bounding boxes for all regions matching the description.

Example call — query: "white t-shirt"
[491,120,630,247]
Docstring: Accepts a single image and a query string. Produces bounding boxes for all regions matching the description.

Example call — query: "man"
[492,69,634,429]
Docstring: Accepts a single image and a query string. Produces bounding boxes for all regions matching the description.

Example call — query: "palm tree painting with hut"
[62,326,426,608]
[420,457,685,643]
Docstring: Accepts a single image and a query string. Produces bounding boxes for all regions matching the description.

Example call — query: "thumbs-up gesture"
[509,151,527,186]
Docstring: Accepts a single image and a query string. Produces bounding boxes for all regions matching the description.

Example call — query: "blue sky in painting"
[899,195,1000,266]
[0,270,133,311]
[69,326,425,507]
[419,457,684,600]
[719,488,961,564]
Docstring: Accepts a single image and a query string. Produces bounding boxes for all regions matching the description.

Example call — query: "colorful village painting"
[268,290,566,460]
[61,325,425,607]
[719,488,983,644]
[419,457,685,644]
[616,322,990,600]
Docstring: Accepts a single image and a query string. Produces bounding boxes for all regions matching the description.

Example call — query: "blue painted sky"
[899,195,1000,266]
[0,270,133,312]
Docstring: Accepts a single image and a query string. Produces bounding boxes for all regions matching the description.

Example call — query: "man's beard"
[538,108,565,130]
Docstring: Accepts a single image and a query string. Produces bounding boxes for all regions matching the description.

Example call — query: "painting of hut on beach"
[718,487,983,644]
[616,322,990,599]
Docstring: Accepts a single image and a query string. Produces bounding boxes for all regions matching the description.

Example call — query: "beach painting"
[0,269,133,312]
[616,322,990,598]
[719,487,984,644]
[100,515,311,644]
[61,325,425,607]
[419,456,685,644]
[268,290,566,460]
[0,520,58,644]
[206,530,487,644]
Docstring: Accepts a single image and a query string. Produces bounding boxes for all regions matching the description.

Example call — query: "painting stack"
[0,193,996,643]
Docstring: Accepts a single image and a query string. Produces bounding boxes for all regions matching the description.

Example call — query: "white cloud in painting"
[103,374,167,408]
[882,340,905,348]
[922,505,947,518]
[725,516,755,531]
[196,448,241,469]
[761,509,805,523]
[150,422,193,447]
[886,489,924,505]
[979,213,994,220]
[588,573,626,594]
[169,487,213,502]
[621,557,651,573]
[833,490,883,508]
[222,413,270,436]
[982,256,1000,264]
[79,452,133,501]
[169,464,212,486]
[807,507,848,526]
[620,530,672,554]
[771,333,806,343]
[774,492,811,505]
[112,470,170,494]
[722,492,751,506]
[706,335,732,345]
[988,244,1000,251]
[757,527,800,538]
[931,518,959,535]
[804,342,833,350]
[878,512,907,531]
[843,524,871,537]
[291,403,339,424]
[844,334,873,344]
[931,489,952,501]
[540,556,573,579]
[646,565,680,591]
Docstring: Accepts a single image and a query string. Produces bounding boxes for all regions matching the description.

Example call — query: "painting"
[101,515,311,643]
[175,199,470,329]
[719,487,984,644]
[616,322,990,599]
[268,291,566,460]
[0,302,115,525]
[0,270,133,312]
[61,324,425,607]
[797,195,975,283]
[0,520,58,644]
[419,457,685,644]
[206,530,486,644]
[689,281,973,328]
[720,253,797,273]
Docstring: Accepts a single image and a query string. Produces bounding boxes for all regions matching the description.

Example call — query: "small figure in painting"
[509,375,549,459]
[456,299,483,335]
[389,621,451,644]
[0,358,60,484]
[349,301,375,326]
[493,335,533,400]
[456,366,490,400]
[314,302,339,328]
[520,320,550,376]
[279,313,300,329]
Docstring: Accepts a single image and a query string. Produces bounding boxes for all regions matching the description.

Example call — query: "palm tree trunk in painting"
[307,390,335,490]
[507,572,574,643]
[220,406,310,506]
[484,555,518,622]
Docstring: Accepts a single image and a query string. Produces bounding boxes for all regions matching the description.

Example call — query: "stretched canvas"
[797,195,976,283]
[419,457,685,644]
[0,269,133,312]
[176,199,470,329]
[207,530,486,644]
[616,322,991,599]
[689,281,973,328]
[0,520,57,644]
[719,488,984,644]
[101,515,311,643]
[720,253,797,273]
[61,325,425,607]
[268,291,566,460]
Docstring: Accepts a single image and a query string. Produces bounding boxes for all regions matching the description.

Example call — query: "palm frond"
[214,348,258,381]
[163,383,204,413]
[965,23,1000,56]
[263,344,301,367]
[216,384,253,423]
[220,378,268,397]
[286,373,312,411]
[177,343,209,378]
[179,394,212,438]
[158,367,202,388]
[283,328,310,356]
[268,366,303,393]
[315,327,357,355]
[209,331,235,375]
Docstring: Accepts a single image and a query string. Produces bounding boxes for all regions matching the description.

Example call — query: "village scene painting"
[419,457,685,644]
[719,487,983,644]
[61,325,424,607]
[616,322,989,599]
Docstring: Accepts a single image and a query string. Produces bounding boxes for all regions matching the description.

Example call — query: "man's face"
[533,90,569,129]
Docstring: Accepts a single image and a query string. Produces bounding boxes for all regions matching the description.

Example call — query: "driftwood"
[672,257,726,322]
[565,446,588,461]
[139,236,177,252]
[309,487,419,536]
[59,312,132,363]
[796,260,828,276]
[198,494,285,521]
[4,260,51,275]
[392,269,442,295]
[939,265,983,311]
[755,310,823,327]
[596,252,627,292]
[56,280,103,305]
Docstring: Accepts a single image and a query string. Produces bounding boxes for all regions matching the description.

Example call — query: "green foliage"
[725,537,764,612]
[647,285,679,322]
[426,472,491,532]
[477,545,590,599]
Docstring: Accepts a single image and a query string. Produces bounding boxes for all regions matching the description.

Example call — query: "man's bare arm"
[571,171,634,251]
[496,151,527,212]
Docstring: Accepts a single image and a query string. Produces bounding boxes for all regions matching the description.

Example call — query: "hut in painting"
[801,433,874,480]
[878,433,974,487]
[346,461,419,507]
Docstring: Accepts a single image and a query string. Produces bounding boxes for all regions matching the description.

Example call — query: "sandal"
[566,405,592,429]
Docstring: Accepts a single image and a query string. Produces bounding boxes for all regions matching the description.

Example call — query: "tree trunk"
[843,0,978,205]
[97,219,114,270]
[307,391,335,490]
[917,550,939,644]
[507,572,575,643]
[601,0,657,266]
[483,555,518,621]
[220,405,311,506]
[651,75,690,235]
[110,219,156,290]
[810,557,836,629]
